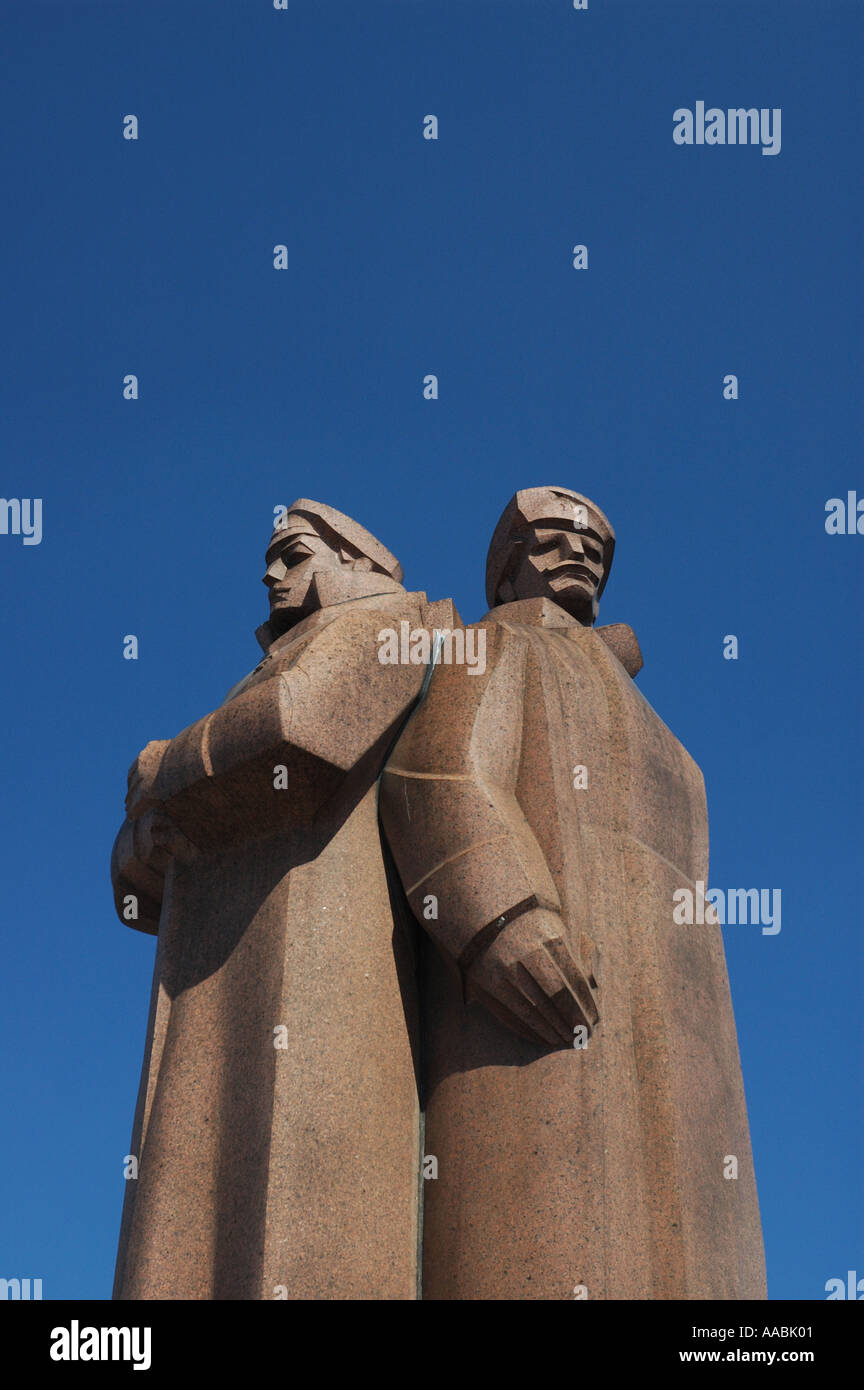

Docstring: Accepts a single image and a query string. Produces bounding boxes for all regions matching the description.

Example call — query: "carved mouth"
[551,566,594,584]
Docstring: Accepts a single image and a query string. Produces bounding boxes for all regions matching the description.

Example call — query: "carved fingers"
[137,808,199,869]
[112,809,199,890]
[464,908,599,1049]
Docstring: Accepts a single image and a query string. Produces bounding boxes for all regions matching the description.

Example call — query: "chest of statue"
[511,621,706,879]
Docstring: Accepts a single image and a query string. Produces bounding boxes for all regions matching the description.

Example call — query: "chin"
[549,588,595,621]
[550,579,594,600]
[269,605,300,633]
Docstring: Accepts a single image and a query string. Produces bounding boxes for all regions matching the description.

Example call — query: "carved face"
[503,518,606,622]
[262,517,368,635]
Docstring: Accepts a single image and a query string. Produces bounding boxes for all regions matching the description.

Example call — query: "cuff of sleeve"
[405,836,559,960]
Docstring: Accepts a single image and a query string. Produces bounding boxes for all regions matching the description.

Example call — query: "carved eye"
[280,542,314,569]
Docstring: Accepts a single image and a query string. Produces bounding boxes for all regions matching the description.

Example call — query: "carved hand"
[111,807,199,933]
[464,907,599,1049]
[113,807,199,885]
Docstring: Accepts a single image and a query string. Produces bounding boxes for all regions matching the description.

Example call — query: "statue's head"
[262,499,404,639]
[485,486,615,625]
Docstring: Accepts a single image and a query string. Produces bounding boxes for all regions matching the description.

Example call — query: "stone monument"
[112,488,766,1300]
[112,500,456,1299]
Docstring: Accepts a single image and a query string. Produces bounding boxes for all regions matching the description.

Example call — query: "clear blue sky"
[1,0,860,1300]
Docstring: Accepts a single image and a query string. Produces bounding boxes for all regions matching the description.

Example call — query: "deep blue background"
[1,0,860,1300]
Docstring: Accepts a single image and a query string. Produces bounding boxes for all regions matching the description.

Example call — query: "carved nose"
[263,559,287,587]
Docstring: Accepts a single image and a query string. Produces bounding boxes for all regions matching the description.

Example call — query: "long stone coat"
[380,596,766,1300]
[112,591,453,1300]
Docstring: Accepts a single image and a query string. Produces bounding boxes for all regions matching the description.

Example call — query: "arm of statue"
[127,611,426,853]
[380,623,599,1049]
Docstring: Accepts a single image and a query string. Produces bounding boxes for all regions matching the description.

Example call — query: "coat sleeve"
[379,621,562,973]
[151,609,427,852]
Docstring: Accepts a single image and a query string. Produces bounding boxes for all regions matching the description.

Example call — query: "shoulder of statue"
[593,624,643,678]
[482,599,643,678]
[256,592,451,673]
